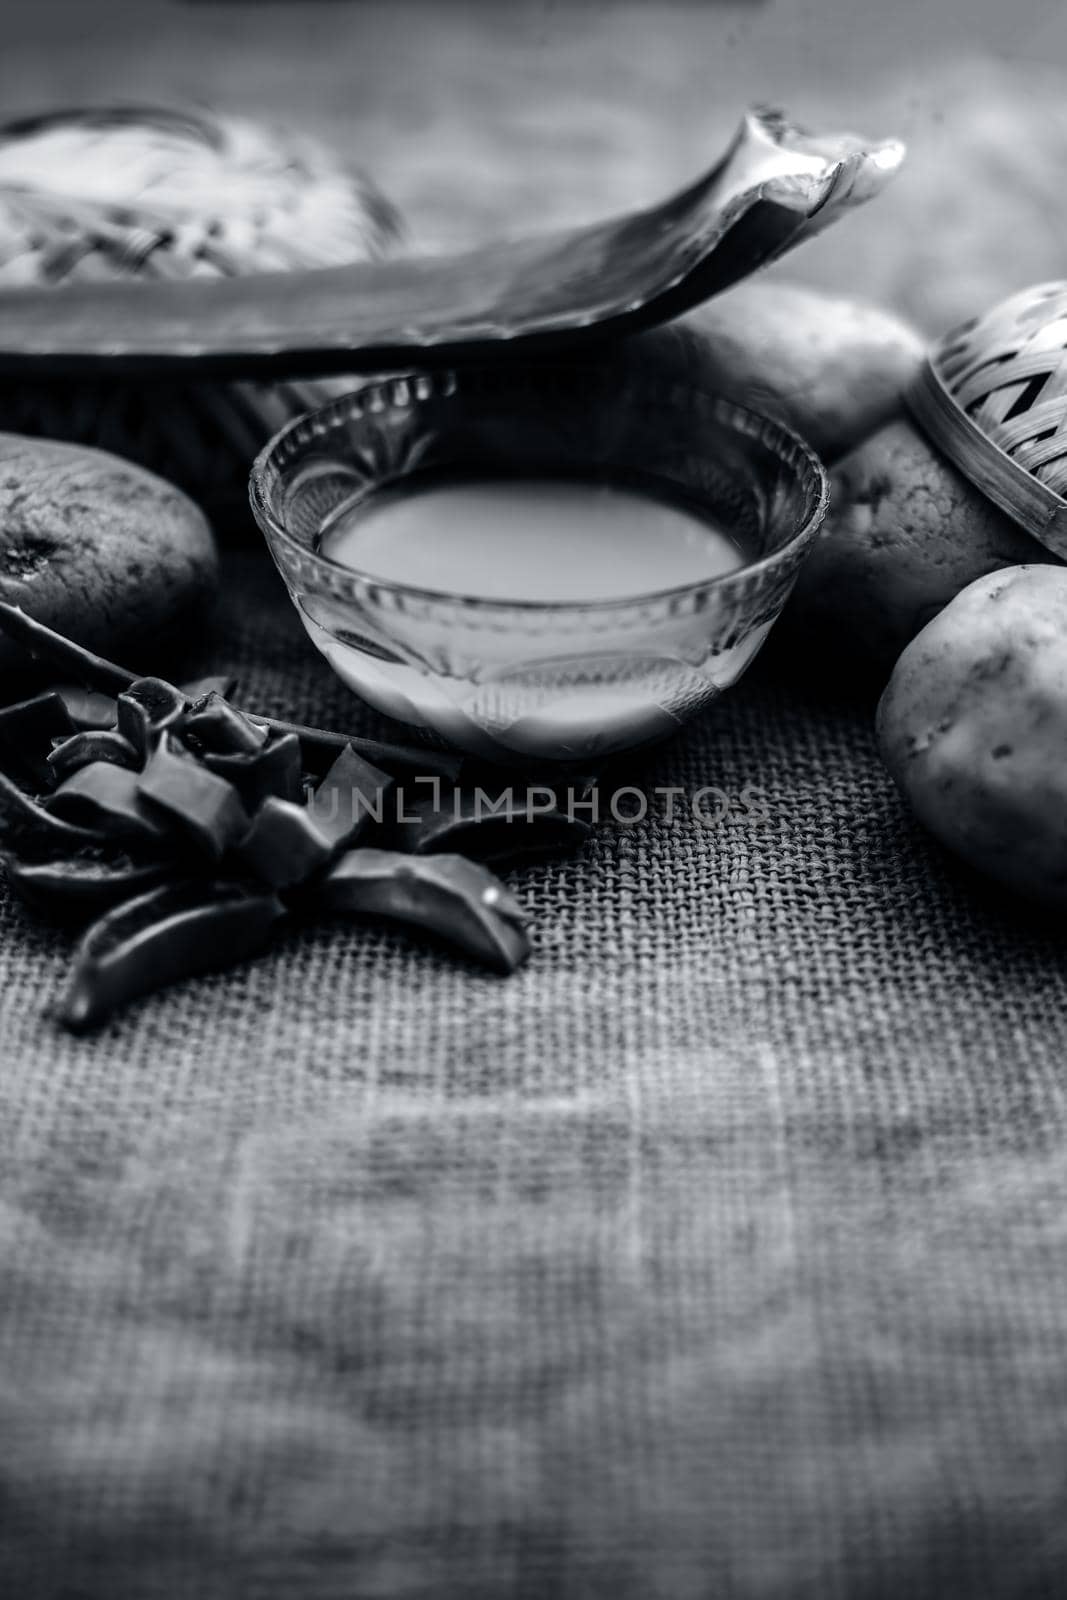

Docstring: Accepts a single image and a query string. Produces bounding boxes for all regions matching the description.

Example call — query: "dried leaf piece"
[308,744,393,850]
[46,761,172,846]
[53,684,118,732]
[391,785,591,867]
[116,677,187,757]
[4,848,169,918]
[47,730,139,784]
[235,798,334,890]
[137,734,249,859]
[60,879,286,1031]
[183,692,269,756]
[0,690,75,788]
[201,731,304,809]
[312,848,530,973]
[0,769,103,851]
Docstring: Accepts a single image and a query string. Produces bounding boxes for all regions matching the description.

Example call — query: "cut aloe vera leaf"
[311,848,530,974]
[0,769,103,852]
[47,729,139,784]
[0,110,905,380]
[235,797,334,890]
[183,692,269,756]
[137,734,249,859]
[53,685,119,732]
[390,785,591,867]
[0,690,76,788]
[4,849,170,919]
[308,744,394,850]
[116,677,187,758]
[201,731,304,809]
[46,761,172,847]
[60,879,286,1031]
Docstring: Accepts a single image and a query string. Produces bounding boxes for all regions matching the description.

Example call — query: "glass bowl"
[249,361,828,766]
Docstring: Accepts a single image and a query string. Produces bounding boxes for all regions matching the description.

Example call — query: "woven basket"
[908,282,1067,558]
[0,105,402,522]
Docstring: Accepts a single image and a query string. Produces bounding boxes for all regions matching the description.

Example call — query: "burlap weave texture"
[1,552,1066,1600]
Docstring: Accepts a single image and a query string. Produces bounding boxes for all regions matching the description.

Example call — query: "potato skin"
[877,565,1067,906]
[789,420,1055,674]
[0,433,218,672]
[622,280,923,464]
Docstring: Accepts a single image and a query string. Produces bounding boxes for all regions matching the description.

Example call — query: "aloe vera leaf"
[183,692,269,756]
[48,730,139,784]
[116,678,187,758]
[60,880,286,1031]
[0,690,76,788]
[390,786,591,867]
[235,797,334,890]
[308,744,394,850]
[137,735,249,859]
[46,762,173,846]
[53,685,119,732]
[0,769,103,851]
[200,731,304,809]
[4,850,169,919]
[311,848,530,974]
[0,110,906,383]
[0,601,137,694]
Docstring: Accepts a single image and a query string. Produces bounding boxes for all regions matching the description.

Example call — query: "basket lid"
[907,283,1067,559]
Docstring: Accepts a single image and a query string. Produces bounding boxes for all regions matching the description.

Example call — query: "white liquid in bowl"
[310,473,751,761]
[317,476,744,600]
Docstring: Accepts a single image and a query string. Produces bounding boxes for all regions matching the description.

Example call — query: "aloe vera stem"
[0,601,137,694]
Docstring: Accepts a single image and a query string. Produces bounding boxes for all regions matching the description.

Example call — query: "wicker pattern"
[908,283,1067,556]
[0,106,401,509]
[0,105,401,284]
[934,283,1067,492]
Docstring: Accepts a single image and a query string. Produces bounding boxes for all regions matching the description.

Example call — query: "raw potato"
[624,280,924,463]
[877,566,1067,906]
[0,433,218,673]
[788,419,1056,674]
